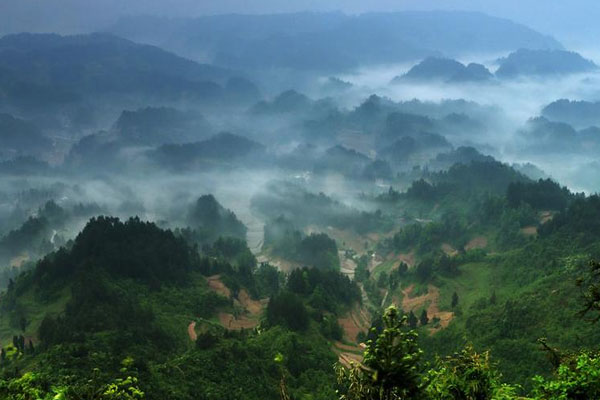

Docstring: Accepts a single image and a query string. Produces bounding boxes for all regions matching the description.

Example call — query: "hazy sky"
[0,0,598,47]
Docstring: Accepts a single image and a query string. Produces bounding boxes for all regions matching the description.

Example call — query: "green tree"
[336,306,423,400]
[451,292,459,308]
[425,345,519,400]
[407,311,418,329]
[420,310,429,326]
[532,351,600,399]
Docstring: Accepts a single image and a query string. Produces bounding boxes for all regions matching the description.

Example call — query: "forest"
[0,1,600,399]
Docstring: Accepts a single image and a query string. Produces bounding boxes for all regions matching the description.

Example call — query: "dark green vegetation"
[264,216,340,270]
[0,216,358,399]
[1,8,600,399]
[0,158,598,399]
[252,181,391,234]
[336,306,600,400]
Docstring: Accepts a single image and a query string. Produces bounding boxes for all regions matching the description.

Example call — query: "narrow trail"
[187,321,197,341]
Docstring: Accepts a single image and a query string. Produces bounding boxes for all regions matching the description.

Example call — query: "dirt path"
[207,275,231,297]
[237,289,268,315]
[400,285,453,334]
[187,321,197,341]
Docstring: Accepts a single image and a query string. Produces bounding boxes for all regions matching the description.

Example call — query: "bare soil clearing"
[390,251,415,269]
[400,284,453,334]
[237,289,267,315]
[540,211,554,224]
[338,306,370,343]
[521,226,538,236]
[204,276,267,331]
[441,243,458,256]
[207,275,231,297]
[465,236,487,251]
[218,312,259,330]
[187,321,197,341]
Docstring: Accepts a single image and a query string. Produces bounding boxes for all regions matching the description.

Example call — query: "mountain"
[0,113,51,159]
[110,12,562,71]
[495,49,598,78]
[151,132,266,170]
[0,33,255,108]
[113,107,212,145]
[517,116,600,155]
[542,99,600,128]
[394,57,493,83]
[186,194,247,243]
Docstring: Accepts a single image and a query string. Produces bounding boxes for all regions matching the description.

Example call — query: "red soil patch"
[207,275,231,298]
[441,243,458,257]
[237,289,268,316]
[400,285,453,334]
[206,277,268,331]
[521,226,538,236]
[393,251,416,269]
[187,321,197,341]
[218,312,259,330]
[465,236,487,251]
[338,306,371,343]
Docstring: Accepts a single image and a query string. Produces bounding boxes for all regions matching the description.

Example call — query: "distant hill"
[187,194,247,243]
[151,132,265,170]
[496,49,597,78]
[542,99,600,128]
[0,33,255,108]
[0,113,51,159]
[110,11,562,71]
[394,57,493,83]
[114,106,212,145]
[428,146,495,170]
[517,116,600,155]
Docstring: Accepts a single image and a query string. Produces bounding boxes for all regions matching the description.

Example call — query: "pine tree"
[420,309,429,326]
[452,292,459,308]
[18,335,25,352]
[408,310,418,329]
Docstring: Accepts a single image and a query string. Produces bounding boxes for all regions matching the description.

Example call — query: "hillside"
[110,12,561,71]
[0,33,256,110]
[394,57,493,83]
[496,49,598,78]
